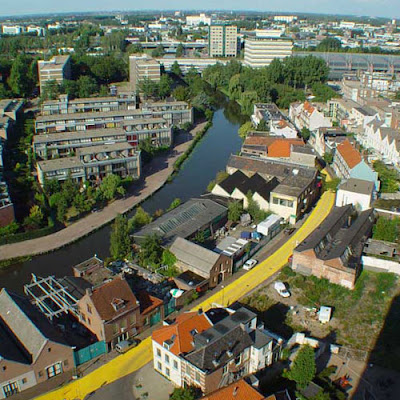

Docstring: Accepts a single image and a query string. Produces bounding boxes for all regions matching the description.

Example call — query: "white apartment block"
[273,15,297,23]
[244,38,293,68]
[186,14,212,26]
[129,55,161,92]
[38,56,71,94]
[208,25,238,58]
[289,101,332,132]
[2,25,23,35]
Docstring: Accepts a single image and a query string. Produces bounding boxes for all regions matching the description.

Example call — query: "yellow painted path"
[36,187,335,400]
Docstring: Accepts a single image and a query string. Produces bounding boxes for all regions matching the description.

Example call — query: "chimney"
[233,386,239,397]
[198,308,203,315]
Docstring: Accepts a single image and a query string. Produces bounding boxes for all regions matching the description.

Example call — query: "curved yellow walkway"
[36,189,335,400]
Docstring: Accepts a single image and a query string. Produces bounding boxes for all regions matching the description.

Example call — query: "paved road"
[0,123,206,262]
[34,188,335,400]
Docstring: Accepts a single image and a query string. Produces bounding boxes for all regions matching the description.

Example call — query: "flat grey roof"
[37,157,83,172]
[76,142,134,155]
[338,178,374,195]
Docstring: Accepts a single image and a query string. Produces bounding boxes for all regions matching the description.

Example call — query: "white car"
[243,259,258,271]
[274,281,291,298]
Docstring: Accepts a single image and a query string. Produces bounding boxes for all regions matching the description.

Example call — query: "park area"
[242,267,400,371]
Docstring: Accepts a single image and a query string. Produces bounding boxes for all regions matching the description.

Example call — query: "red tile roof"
[268,138,304,158]
[203,379,265,400]
[152,312,212,356]
[336,139,362,169]
[244,136,277,147]
[304,101,315,115]
[136,291,163,316]
[89,276,139,321]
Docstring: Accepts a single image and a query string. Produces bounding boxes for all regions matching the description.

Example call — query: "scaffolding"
[24,274,80,320]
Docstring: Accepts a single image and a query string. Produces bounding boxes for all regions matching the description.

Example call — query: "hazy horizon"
[0,1,399,19]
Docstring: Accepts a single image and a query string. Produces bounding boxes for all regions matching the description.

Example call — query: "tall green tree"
[175,43,184,57]
[159,74,172,99]
[8,54,34,97]
[238,121,253,139]
[77,75,98,98]
[228,201,243,222]
[171,61,182,77]
[110,214,131,260]
[284,345,316,389]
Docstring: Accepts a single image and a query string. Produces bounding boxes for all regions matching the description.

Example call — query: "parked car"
[243,259,258,270]
[115,339,139,354]
[284,227,296,235]
[274,281,291,298]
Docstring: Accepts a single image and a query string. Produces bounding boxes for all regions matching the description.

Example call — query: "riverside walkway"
[0,123,207,262]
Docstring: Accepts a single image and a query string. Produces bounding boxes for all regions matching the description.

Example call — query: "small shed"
[257,214,282,237]
[318,306,332,324]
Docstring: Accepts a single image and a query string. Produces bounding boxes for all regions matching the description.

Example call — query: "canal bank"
[0,99,246,292]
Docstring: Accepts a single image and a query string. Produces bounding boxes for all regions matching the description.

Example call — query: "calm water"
[0,98,246,293]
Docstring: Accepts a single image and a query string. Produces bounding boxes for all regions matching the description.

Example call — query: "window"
[195,371,201,383]
[129,314,136,325]
[234,355,241,366]
[38,371,43,378]
[157,362,162,371]
[113,323,118,335]
[48,348,51,353]
[88,318,91,326]
[165,354,170,365]
[64,359,69,367]
[87,304,92,314]
[46,362,63,379]
[121,319,127,329]
[273,197,279,205]
[222,364,228,374]
[186,364,191,375]
[173,360,178,370]
[2,382,19,398]
[165,367,170,377]
[157,348,161,358]
[21,378,27,385]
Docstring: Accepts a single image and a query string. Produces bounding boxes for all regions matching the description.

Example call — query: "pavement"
[0,123,206,262]
[34,186,336,400]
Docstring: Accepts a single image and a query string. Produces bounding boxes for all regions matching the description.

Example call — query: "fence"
[362,255,400,275]
[73,341,107,366]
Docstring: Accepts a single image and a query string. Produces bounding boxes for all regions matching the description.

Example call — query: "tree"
[316,37,342,52]
[175,43,184,57]
[77,75,98,98]
[23,205,45,230]
[228,201,243,222]
[139,234,163,268]
[159,74,172,99]
[284,345,316,389]
[162,249,176,268]
[110,214,131,260]
[300,127,311,141]
[240,90,258,115]
[138,78,159,99]
[257,119,268,131]
[98,174,125,201]
[323,152,333,164]
[8,54,34,97]
[41,80,60,100]
[129,206,151,231]
[238,121,253,139]
[246,191,268,222]
[169,386,199,400]
[167,198,181,211]
[171,61,182,77]
[173,85,191,102]
[373,217,399,242]
[151,44,165,58]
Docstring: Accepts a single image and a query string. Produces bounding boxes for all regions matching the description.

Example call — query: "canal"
[0,97,247,293]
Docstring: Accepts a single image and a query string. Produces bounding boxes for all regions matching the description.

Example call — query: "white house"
[289,101,332,132]
[336,178,374,211]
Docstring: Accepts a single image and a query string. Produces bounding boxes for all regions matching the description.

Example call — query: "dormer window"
[111,298,125,311]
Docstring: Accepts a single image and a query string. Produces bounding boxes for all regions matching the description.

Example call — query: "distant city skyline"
[0,1,399,19]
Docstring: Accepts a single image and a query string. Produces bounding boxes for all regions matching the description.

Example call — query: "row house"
[359,118,400,167]
[141,101,194,127]
[0,289,74,399]
[292,205,374,289]
[35,111,172,147]
[332,139,379,190]
[152,307,283,395]
[309,127,348,156]
[36,142,141,185]
[226,155,319,224]
[41,94,137,116]
[33,128,128,160]
[289,101,332,132]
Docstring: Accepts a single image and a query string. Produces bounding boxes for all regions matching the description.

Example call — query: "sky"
[0,0,399,19]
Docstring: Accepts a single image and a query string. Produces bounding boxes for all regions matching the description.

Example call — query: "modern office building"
[129,55,161,92]
[208,25,238,57]
[38,56,71,94]
[36,142,141,185]
[244,38,293,68]
[41,94,137,116]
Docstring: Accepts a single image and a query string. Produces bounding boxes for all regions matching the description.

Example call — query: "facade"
[38,56,71,94]
[332,139,379,190]
[208,25,238,58]
[36,142,141,185]
[186,14,212,26]
[141,100,193,127]
[309,127,348,156]
[336,178,374,211]
[0,99,23,140]
[129,55,161,92]
[292,205,374,289]
[156,57,228,74]
[289,101,332,132]
[0,142,14,228]
[152,307,283,395]
[244,38,293,68]
[226,155,319,224]
[170,237,233,288]
[0,289,74,399]
[41,94,137,116]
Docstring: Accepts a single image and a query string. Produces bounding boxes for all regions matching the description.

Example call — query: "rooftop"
[338,178,374,195]
[202,379,264,400]
[336,139,362,169]
[37,157,83,173]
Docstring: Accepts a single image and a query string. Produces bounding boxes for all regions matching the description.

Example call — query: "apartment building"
[129,55,161,92]
[41,94,137,115]
[0,142,14,227]
[186,14,213,26]
[152,307,283,394]
[289,101,332,132]
[36,142,141,185]
[309,127,348,156]
[35,112,172,147]
[292,205,374,289]
[141,100,193,127]
[208,25,238,57]
[0,289,74,399]
[336,178,374,211]
[360,71,400,96]
[244,38,293,68]
[0,99,23,140]
[38,56,71,94]
[273,15,297,23]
